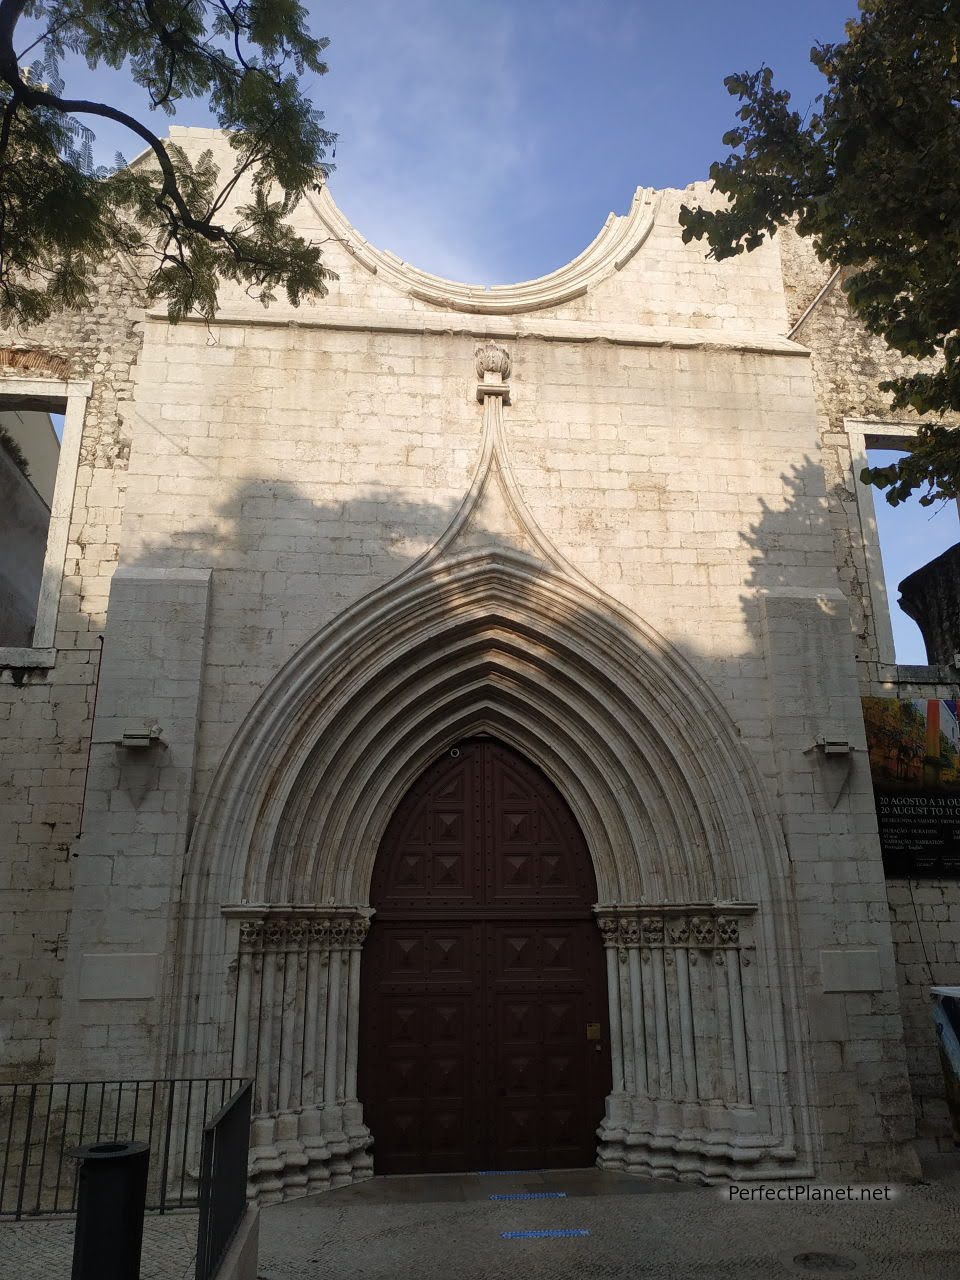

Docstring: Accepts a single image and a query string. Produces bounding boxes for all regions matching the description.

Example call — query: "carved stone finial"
[475,342,511,381]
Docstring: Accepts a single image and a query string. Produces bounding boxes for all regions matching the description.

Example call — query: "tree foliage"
[0,1,336,324]
[678,0,960,506]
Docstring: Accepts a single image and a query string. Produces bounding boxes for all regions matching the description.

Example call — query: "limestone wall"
[118,320,831,812]
[779,226,960,1154]
[777,227,960,681]
[887,882,960,1148]
[0,263,144,1080]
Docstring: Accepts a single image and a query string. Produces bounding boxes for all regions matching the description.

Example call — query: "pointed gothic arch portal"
[182,550,814,1193]
[359,738,611,1174]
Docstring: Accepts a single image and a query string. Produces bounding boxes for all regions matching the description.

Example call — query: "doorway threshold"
[316,1168,702,1205]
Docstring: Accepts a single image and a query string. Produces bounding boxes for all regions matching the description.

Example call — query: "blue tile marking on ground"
[501,1229,590,1240]
[474,1169,546,1175]
[489,1192,567,1201]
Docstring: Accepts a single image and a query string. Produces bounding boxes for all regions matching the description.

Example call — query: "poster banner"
[862,697,960,877]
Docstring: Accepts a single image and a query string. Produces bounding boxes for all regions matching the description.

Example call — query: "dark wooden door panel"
[360,739,610,1175]
[377,924,477,984]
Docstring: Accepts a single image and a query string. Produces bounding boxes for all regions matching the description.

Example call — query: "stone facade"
[778,227,960,1157]
[0,126,956,1187]
[0,264,142,1081]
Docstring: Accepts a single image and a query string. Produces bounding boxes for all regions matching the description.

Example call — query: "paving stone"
[257,1170,960,1280]
[0,1210,198,1280]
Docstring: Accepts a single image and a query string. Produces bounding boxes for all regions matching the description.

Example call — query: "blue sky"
[868,451,958,664]
[310,0,856,284]
[30,1,857,282]
[21,1,953,661]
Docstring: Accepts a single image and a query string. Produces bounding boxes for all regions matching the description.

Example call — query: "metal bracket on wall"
[93,723,167,751]
[804,734,854,757]
[803,734,855,809]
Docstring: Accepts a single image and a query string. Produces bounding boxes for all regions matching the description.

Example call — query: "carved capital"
[621,917,641,948]
[594,903,754,955]
[690,915,716,947]
[349,917,371,947]
[263,921,285,949]
[640,917,664,945]
[597,915,620,948]
[285,920,307,950]
[329,918,350,948]
[667,918,690,945]
[717,916,740,946]
[239,920,264,950]
[230,905,374,956]
[309,919,331,947]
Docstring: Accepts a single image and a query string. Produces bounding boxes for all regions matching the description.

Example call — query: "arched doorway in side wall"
[359,737,611,1175]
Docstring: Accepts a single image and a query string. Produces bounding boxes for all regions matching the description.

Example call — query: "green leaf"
[679,0,960,504]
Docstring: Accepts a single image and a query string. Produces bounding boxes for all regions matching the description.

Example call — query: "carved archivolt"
[176,543,812,1176]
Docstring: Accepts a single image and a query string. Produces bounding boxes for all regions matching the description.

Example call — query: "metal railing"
[0,1078,244,1220]
[195,1080,253,1280]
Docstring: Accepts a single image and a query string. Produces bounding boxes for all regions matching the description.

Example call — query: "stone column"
[594,904,783,1178]
[223,905,373,1201]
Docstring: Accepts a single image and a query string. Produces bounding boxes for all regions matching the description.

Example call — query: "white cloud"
[313,0,540,283]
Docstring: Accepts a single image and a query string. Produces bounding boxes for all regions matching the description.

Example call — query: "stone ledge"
[0,646,57,669]
[145,305,810,358]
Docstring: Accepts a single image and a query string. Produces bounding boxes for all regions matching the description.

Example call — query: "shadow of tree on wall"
[737,451,960,1150]
[738,455,840,616]
[113,449,861,855]
[737,450,872,839]
[120,477,466,795]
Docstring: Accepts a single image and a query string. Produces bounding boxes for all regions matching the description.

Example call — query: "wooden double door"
[359,739,610,1174]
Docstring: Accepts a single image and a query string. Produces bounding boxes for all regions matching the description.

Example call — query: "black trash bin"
[70,1139,150,1280]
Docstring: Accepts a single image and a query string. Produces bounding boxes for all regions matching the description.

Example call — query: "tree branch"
[15,11,71,62]
[0,0,27,114]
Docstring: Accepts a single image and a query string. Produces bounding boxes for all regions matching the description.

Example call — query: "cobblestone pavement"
[259,1165,960,1280]
[0,1209,198,1280]
[2,1165,958,1280]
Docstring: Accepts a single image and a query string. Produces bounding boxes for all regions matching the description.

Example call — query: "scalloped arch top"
[307,184,661,315]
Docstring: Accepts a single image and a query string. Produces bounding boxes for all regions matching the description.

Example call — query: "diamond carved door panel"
[360,740,610,1174]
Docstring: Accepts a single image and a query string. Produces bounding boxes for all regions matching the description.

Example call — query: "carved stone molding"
[595,904,754,960]
[307,182,661,315]
[226,904,373,954]
[475,341,511,380]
